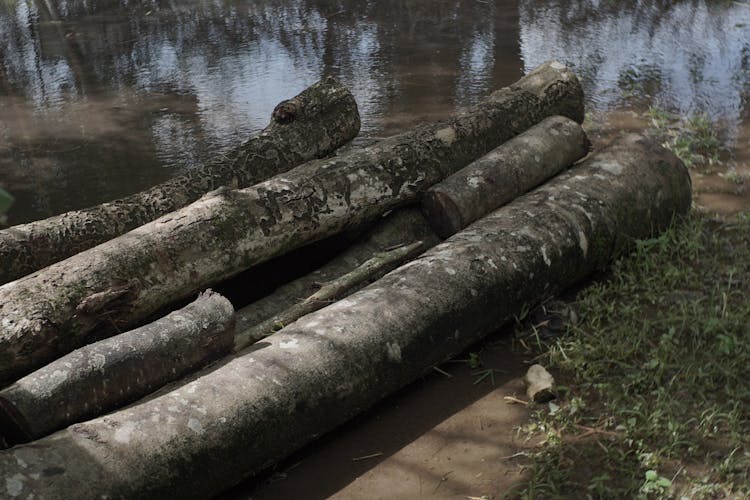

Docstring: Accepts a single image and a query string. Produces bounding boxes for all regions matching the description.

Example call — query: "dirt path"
[223,334,538,499]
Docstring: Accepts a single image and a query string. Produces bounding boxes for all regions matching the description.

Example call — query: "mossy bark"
[0,135,690,499]
[0,61,584,386]
[0,290,234,446]
[0,77,361,285]
[421,115,589,237]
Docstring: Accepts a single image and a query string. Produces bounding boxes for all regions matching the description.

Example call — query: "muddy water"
[1,0,749,224]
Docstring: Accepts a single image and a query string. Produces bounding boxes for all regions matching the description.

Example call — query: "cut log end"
[420,115,590,238]
[272,99,301,124]
[421,189,464,239]
[0,396,32,448]
[0,290,235,446]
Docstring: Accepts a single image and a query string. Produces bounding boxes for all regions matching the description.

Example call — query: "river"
[1,0,749,224]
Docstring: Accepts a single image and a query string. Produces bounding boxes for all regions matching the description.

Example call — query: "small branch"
[352,452,383,462]
[503,396,529,405]
[235,241,427,349]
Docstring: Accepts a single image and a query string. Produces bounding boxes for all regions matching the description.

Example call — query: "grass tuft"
[645,107,727,168]
[518,213,750,498]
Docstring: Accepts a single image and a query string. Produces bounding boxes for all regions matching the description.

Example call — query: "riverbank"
[230,112,749,499]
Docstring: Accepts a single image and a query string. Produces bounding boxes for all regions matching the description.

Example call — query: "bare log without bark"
[421,115,589,237]
[0,290,234,445]
[0,61,584,386]
[0,135,691,498]
[0,77,361,285]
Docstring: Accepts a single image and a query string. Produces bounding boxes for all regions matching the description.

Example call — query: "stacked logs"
[0,62,691,498]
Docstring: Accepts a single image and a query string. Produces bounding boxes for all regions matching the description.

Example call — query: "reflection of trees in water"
[0,0,522,223]
[520,0,750,134]
[0,0,520,133]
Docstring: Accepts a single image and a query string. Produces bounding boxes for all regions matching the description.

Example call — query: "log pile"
[0,62,692,498]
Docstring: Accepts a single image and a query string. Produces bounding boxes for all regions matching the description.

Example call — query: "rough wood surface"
[233,206,439,350]
[421,115,589,237]
[0,61,584,386]
[235,240,428,349]
[0,134,691,499]
[0,290,234,446]
[0,77,361,285]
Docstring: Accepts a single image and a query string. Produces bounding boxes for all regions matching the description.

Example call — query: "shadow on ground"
[221,331,538,499]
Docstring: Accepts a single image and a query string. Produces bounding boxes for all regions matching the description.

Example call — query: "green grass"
[516,213,750,499]
[646,107,726,168]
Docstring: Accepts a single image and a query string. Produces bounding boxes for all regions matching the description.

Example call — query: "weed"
[645,106,727,168]
[518,214,750,498]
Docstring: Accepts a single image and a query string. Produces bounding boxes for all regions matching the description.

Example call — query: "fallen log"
[0,77,361,285]
[0,61,584,386]
[421,115,589,238]
[0,135,691,498]
[236,116,588,348]
[236,243,427,349]
[0,290,234,446]
[233,207,440,349]
[240,241,426,342]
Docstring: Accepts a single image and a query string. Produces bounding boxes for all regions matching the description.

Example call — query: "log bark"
[0,134,691,499]
[235,116,588,348]
[0,290,234,446]
[421,115,590,238]
[233,207,440,350]
[0,77,361,285]
[0,60,584,386]
[236,239,429,349]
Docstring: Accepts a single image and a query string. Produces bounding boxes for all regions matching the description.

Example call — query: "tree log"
[235,116,589,348]
[0,61,584,386]
[421,115,589,238]
[0,135,691,498]
[0,77,361,285]
[236,240,428,349]
[233,207,440,350]
[0,290,234,446]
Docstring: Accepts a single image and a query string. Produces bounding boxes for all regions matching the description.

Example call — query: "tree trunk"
[0,61,584,386]
[421,115,589,238]
[234,116,588,347]
[0,135,690,499]
[234,207,439,351]
[0,290,234,446]
[234,208,438,350]
[0,77,361,285]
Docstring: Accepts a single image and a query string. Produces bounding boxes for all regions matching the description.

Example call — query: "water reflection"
[0,0,748,224]
[520,0,750,132]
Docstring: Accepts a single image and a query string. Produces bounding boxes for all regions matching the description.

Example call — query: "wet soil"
[586,109,750,218]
